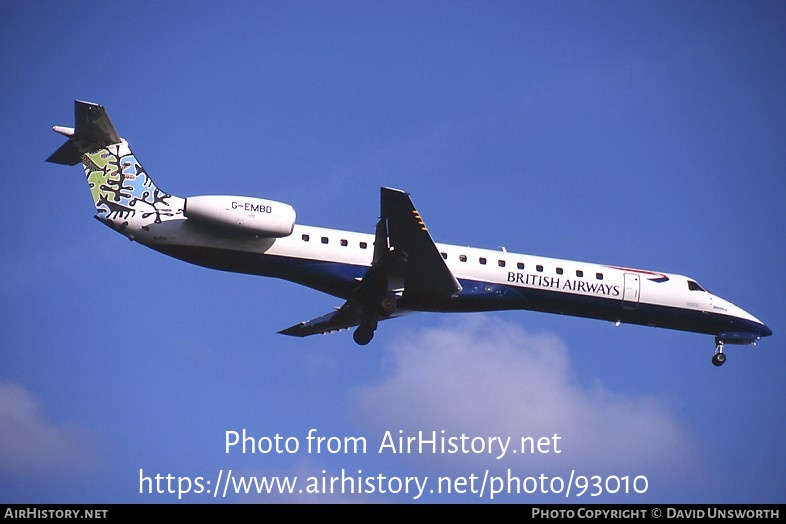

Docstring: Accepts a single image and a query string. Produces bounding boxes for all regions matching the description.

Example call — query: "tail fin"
[46,101,120,165]
[47,101,178,231]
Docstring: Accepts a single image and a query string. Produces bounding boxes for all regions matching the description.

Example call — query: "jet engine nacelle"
[184,195,296,237]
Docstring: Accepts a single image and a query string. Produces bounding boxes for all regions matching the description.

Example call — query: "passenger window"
[576,270,584,277]
[536,265,544,272]
[359,242,367,249]
[302,234,310,242]
[556,267,563,275]
[460,255,467,262]
[321,237,328,244]
[498,260,505,267]
[517,262,524,270]
[479,257,487,265]
[340,239,348,247]
[596,273,603,280]
[441,252,447,259]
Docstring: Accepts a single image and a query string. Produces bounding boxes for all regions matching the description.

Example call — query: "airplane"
[47,100,772,366]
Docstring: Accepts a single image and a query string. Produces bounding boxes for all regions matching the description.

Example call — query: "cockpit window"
[687,280,706,292]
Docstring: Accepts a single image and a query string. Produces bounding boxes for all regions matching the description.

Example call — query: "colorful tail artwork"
[47,101,181,233]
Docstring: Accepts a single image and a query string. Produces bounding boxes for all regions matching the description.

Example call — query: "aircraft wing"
[381,187,462,302]
[278,300,411,337]
[278,300,363,337]
[279,187,460,339]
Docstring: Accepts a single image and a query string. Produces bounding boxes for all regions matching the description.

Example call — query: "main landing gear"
[352,293,398,346]
[712,338,726,367]
[353,324,375,345]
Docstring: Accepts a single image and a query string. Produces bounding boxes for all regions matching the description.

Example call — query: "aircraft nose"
[760,324,773,338]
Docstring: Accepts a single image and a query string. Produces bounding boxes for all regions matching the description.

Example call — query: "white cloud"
[0,382,99,475]
[350,315,696,477]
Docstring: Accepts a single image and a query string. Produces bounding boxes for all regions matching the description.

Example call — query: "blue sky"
[2,1,784,503]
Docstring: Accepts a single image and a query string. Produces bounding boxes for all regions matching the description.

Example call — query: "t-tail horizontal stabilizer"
[46,101,121,165]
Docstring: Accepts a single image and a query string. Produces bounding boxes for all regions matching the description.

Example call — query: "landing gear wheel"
[712,337,726,367]
[353,326,374,346]
[378,293,397,316]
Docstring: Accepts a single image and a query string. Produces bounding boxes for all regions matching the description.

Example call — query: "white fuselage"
[126,206,768,339]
